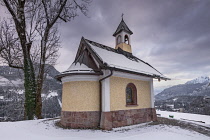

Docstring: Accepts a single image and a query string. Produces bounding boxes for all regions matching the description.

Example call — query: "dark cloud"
[1,0,210,85]
[56,0,210,82]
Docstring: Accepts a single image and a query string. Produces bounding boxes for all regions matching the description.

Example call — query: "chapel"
[56,17,169,130]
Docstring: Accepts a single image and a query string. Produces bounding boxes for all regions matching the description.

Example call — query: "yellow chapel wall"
[110,76,151,111]
[62,81,100,112]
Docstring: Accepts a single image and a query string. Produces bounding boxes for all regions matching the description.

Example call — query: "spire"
[113,15,133,37]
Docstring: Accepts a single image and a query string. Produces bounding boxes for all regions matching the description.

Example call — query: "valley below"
[155,76,210,115]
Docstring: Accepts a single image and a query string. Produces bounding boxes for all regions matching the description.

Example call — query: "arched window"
[117,35,121,45]
[124,35,129,44]
[126,83,137,105]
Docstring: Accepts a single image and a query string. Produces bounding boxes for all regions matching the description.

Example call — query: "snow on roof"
[86,40,167,78]
[61,62,95,74]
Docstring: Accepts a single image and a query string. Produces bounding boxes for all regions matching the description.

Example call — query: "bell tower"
[113,15,133,53]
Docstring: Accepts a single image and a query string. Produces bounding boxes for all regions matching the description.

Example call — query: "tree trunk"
[13,1,37,120]
[36,63,45,119]
[35,39,47,119]
[23,49,37,120]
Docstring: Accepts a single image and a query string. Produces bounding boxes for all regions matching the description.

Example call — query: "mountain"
[155,76,210,115]
[0,65,62,121]
[155,76,210,101]
[155,83,210,101]
[154,85,172,95]
[185,76,210,85]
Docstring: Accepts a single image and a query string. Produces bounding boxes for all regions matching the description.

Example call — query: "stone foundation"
[61,108,157,130]
[111,108,157,128]
[60,111,100,129]
[100,112,112,130]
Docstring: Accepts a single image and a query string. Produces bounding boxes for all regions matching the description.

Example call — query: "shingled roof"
[113,19,133,36]
[84,38,169,80]
[57,37,169,81]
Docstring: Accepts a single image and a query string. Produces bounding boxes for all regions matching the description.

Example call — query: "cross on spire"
[113,14,133,37]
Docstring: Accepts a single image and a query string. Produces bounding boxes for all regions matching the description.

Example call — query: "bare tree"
[34,0,91,119]
[0,0,91,119]
[0,20,23,69]
[0,0,37,120]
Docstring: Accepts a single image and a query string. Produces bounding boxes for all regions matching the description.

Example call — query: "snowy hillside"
[155,76,210,115]
[155,76,210,101]
[185,76,210,84]
[0,118,209,140]
[155,83,210,100]
[0,65,62,121]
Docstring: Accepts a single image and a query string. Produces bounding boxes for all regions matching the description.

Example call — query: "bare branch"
[0,20,23,69]
[2,0,20,24]
[1,0,92,119]
[8,63,23,69]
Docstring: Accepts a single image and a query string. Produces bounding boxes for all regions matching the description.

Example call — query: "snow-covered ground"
[0,118,209,140]
[157,110,210,127]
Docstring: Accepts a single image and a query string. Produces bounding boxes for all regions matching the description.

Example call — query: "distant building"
[57,18,169,130]
[166,104,174,109]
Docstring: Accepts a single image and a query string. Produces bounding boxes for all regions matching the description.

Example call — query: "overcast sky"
[56,0,210,89]
[1,0,210,91]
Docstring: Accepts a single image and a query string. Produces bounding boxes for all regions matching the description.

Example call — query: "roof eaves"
[104,66,170,81]
[55,72,102,81]
[135,57,164,76]
[113,29,133,37]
